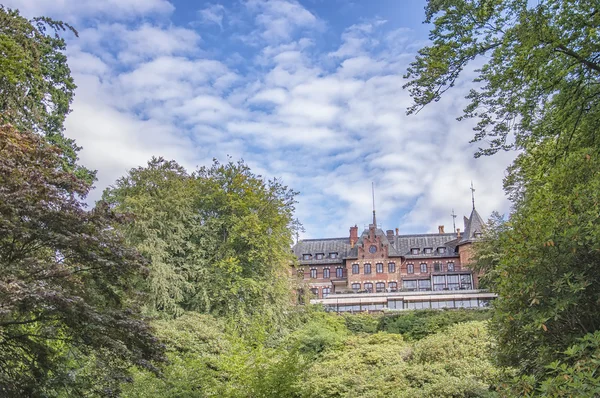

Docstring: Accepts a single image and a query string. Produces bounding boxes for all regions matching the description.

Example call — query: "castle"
[292,204,496,312]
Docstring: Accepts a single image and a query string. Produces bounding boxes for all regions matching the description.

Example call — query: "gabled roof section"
[459,208,485,244]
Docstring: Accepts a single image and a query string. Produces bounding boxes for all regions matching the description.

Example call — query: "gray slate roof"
[460,208,485,244]
[292,227,461,263]
[292,237,351,265]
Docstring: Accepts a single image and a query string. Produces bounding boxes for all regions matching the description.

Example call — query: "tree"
[404,0,600,158]
[103,158,298,334]
[0,125,164,396]
[0,6,93,182]
[405,0,600,391]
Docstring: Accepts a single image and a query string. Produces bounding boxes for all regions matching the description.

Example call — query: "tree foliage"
[0,6,93,181]
[404,0,600,157]
[0,125,164,396]
[103,158,298,333]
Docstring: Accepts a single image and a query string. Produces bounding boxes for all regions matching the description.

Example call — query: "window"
[433,262,442,272]
[433,275,446,291]
[447,275,460,290]
[316,253,324,260]
[336,267,344,278]
[329,252,338,259]
[351,283,361,292]
[424,248,433,254]
[310,268,317,279]
[420,263,427,273]
[322,287,331,297]
[297,268,304,278]
[388,262,396,273]
[302,254,311,260]
[323,268,330,278]
[403,280,417,291]
[376,282,385,292]
[460,274,473,289]
[352,264,359,274]
[474,232,483,238]
[437,247,446,254]
[447,262,455,272]
[388,281,398,292]
[310,288,319,296]
[411,248,420,255]
[364,282,373,292]
[407,263,414,274]
[364,263,372,274]
[376,263,383,273]
[418,279,431,291]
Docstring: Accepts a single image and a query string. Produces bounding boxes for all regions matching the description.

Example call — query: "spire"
[372,182,377,227]
[451,208,457,232]
[470,181,476,210]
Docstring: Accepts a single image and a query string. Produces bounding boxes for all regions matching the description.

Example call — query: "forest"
[1,0,600,396]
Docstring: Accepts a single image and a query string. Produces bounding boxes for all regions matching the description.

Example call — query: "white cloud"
[3,0,174,20]
[5,0,513,239]
[198,4,226,29]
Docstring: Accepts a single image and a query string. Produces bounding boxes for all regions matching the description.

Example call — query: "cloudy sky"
[6,0,515,238]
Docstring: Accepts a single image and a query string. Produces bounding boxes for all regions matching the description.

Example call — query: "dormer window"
[329,252,338,259]
[424,248,433,254]
[437,247,446,254]
[411,248,420,255]
[315,253,324,260]
[474,232,483,238]
[302,254,311,260]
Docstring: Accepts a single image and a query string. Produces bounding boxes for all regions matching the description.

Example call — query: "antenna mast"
[470,181,476,210]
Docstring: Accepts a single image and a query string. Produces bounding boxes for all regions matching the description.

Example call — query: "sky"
[5,0,515,238]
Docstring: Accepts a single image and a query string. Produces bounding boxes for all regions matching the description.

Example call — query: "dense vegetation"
[2,0,600,396]
[405,0,600,395]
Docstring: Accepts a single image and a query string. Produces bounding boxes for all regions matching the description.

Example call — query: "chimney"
[350,225,358,247]
[395,227,399,236]
[438,225,445,234]
[456,228,461,238]
[386,229,394,241]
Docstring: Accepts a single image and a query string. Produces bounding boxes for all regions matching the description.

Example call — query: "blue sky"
[7,0,514,238]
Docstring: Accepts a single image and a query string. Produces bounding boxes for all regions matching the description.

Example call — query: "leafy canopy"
[0,125,164,397]
[0,6,93,181]
[103,157,298,335]
[404,0,600,157]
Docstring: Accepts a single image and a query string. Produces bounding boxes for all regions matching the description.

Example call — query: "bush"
[378,309,492,340]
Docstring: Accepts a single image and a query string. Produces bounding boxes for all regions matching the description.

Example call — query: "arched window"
[376,263,383,273]
[388,281,398,292]
[352,264,359,274]
[336,267,344,278]
[447,262,455,272]
[364,263,372,274]
[351,283,361,292]
[388,262,396,273]
[323,268,330,278]
[433,262,442,272]
[407,263,414,274]
[364,282,373,292]
[322,287,331,297]
[420,263,427,273]
[376,282,385,292]
[310,268,317,278]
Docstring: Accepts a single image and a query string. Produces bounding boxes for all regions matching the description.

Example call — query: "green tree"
[0,125,164,396]
[0,6,93,181]
[405,0,600,390]
[103,158,298,334]
[404,0,600,158]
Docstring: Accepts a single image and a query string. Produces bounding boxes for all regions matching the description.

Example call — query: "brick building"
[292,205,494,311]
